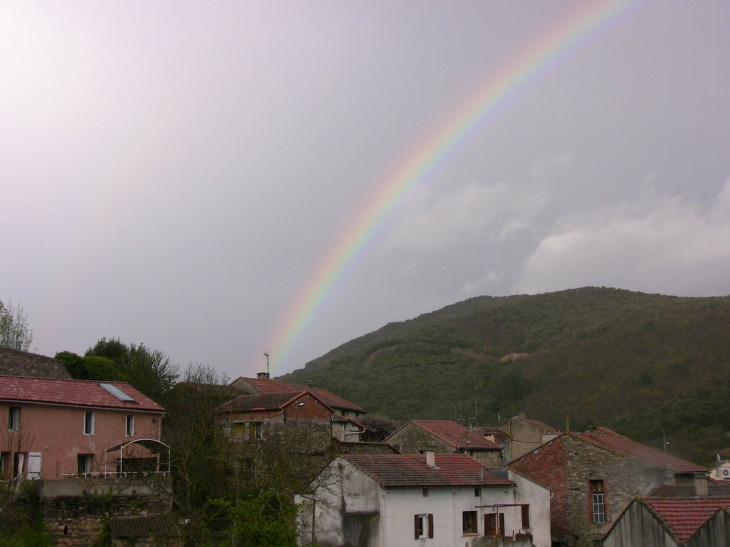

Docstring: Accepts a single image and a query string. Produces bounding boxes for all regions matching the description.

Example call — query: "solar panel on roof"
[99,383,136,402]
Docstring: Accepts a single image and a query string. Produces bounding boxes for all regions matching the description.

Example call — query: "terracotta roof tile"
[572,427,706,474]
[407,420,502,451]
[110,513,179,538]
[0,376,164,412]
[233,377,365,413]
[218,392,304,412]
[649,483,730,498]
[342,454,515,488]
[644,497,730,542]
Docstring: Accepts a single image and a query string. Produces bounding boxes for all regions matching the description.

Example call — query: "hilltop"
[279,287,730,465]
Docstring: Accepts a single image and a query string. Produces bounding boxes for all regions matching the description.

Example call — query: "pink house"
[0,376,166,481]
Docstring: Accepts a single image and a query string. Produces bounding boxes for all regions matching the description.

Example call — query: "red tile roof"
[233,377,365,413]
[342,454,515,488]
[572,427,706,474]
[643,498,730,542]
[649,482,730,498]
[388,420,501,451]
[0,376,165,412]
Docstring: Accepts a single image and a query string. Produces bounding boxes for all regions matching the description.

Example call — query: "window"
[463,511,478,534]
[84,412,95,435]
[521,505,530,529]
[8,407,20,431]
[0,452,8,479]
[126,415,135,437]
[484,513,505,537]
[414,514,433,539]
[591,480,606,523]
[474,487,481,497]
[77,454,92,475]
[27,452,42,480]
[422,488,429,497]
[252,422,263,440]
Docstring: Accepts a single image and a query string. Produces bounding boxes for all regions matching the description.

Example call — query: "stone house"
[0,376,166,481]
[603,497,730,547]
[216,389,365,443]
[228,373,366,442]
[496,413,560,461]
[384,420,503,467]
[508,426,707,547]
[297,452,552,547]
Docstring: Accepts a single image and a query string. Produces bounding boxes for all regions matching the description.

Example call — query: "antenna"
[264,352,270,377]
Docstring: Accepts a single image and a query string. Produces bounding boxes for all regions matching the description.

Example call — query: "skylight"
[99,383,136,402]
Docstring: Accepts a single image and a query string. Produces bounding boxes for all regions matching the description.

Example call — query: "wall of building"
[470,450,502,467]
[510,435,671,547]
[0,348,71,379]
[687,509,730,547]
[0,403,161,480]
[498,417,555,461]
[508,470,551,547]
[41,477,173,547]
[602,501,677,547]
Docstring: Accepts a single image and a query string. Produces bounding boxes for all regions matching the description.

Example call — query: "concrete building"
[496,413,560,461]
[297,453,552,547]
[0,376,166,481]
[509,426,707,547]
[384,420,503,466]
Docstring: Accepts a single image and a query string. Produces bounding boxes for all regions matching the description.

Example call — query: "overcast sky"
[2,1,729,379]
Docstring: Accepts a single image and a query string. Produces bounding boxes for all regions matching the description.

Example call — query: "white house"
[296,452,551,547]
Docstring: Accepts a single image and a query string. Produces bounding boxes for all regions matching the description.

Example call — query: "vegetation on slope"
[279,287,730,465]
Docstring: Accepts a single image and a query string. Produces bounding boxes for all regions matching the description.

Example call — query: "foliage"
[54,352,121,381]
[0,484,53,547]
[213,493,298,547]
[359,414,401,442]
[0,299,33,352]
[280,287,730,465]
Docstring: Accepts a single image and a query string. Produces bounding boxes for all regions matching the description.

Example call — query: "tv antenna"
[263,352,270,376]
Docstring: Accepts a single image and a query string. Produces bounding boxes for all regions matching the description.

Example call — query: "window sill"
[462,533,479,537]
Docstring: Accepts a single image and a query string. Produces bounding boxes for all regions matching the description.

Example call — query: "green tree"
[54,352,121,381]
[0,299,33,352]
[213,494,298,547]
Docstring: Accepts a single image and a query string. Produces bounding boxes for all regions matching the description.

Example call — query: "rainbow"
[267,0,644,371]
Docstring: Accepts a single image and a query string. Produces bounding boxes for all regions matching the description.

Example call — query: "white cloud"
[383,182,549,250]
[514,179,730,296]
[530,151,574,178]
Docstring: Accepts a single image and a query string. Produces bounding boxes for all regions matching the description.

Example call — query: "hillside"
[279,287,730,465]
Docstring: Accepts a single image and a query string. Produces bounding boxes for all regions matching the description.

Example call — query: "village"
[1,345,729,547]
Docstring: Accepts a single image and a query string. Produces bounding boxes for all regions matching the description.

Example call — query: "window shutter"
[428,514,434,538]
[498,513,505,537]
[521,505,530,529]
[414,514,419,539]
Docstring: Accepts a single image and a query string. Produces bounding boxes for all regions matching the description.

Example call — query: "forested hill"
[279,287,730,465]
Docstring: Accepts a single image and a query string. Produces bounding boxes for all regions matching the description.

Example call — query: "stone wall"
[385,422,458,455]
[40,477,173,547]
[0,347,71,379]
[510,435,673,547]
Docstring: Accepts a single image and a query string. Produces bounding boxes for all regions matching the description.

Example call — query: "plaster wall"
[508,470,551,547]
[386,423,456,455]
[0,402,161,479]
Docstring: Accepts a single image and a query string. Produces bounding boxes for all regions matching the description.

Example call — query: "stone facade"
[40,477,173,547]
[498,414,560,461]
[510,434,673,547]
[0,347,71,379]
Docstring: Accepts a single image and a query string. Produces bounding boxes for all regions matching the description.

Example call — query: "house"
[0,375,166,481]
[224,373,366,442]
[709,459,730,481]
[384,420,503,466]
[296,452,552,547]
[603,497,730,547]
[496,413,560,461]
[508,426,707,547]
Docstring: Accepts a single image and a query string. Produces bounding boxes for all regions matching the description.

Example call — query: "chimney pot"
[426,450,436,468]
[257,372,270,380]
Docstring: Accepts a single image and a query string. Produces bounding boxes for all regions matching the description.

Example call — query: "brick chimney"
[257,372,270,380]
[426,450,436,468]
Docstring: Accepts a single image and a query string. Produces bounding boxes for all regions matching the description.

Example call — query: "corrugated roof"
[572,427,706,474]
[0,376,165,412]
[643,497,730,543]
[110,513,179,538]
[342,454,515,488]
[391,420,501,451]
[232,377,365,413]
[218,392,304,413]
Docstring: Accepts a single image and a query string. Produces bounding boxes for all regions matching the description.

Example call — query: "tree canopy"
[0,299,33,352]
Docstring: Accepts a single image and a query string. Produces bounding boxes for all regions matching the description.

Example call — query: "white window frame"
[83,412,95,435]
[27,452,42,480]
[126,415,135,437]
[8,407,20,431]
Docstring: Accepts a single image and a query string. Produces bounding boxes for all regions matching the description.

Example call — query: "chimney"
[426,450,436,468]
[694,474,709,497]
[256,372,270,380]
[485,434,495,443]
